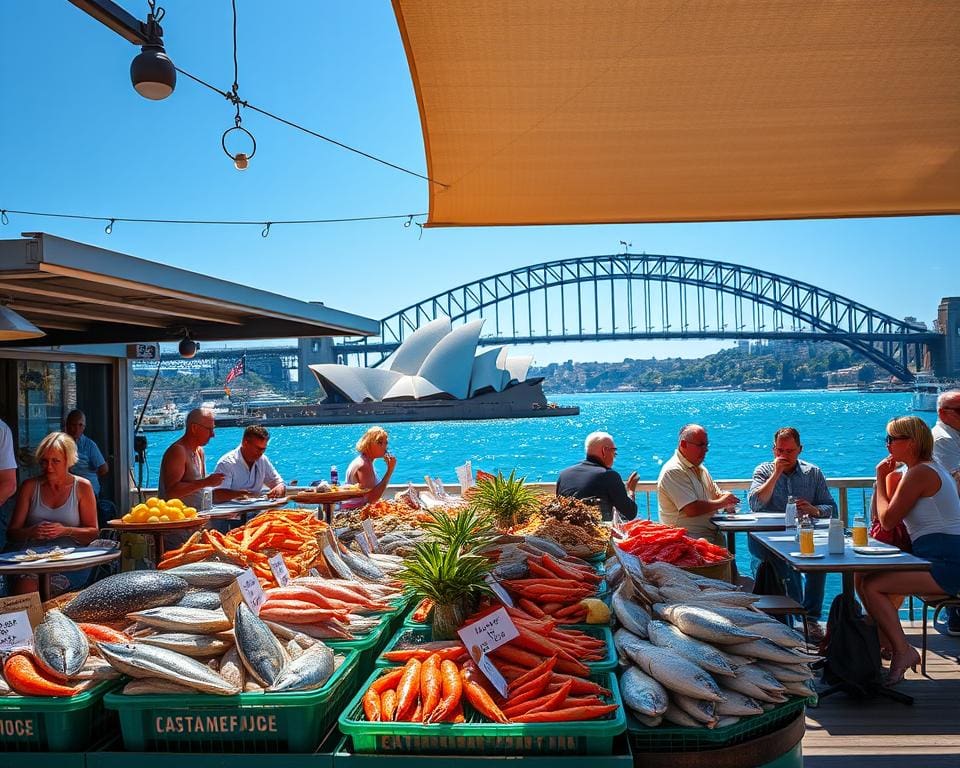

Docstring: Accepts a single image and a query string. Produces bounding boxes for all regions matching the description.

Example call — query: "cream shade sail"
[392,0,960,227]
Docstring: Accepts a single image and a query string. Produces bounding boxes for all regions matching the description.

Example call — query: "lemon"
[132,503,148,516]
[168,508,184,521]
[166,498,184,509]
[183,507,197,518]
[159,514,171,523]
[146,497,160,507]
[122,513,134,523]
[132,508,150,523]
[147,515,160,523]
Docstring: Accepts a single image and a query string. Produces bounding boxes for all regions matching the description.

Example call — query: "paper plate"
[853,546,902,556]
[789,551,824,559]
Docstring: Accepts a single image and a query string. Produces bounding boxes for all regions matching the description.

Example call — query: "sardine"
[269,643,336,692]
[716,689,764,716]
[234,603,287,687]
[612,584,650,638]
[657,604,763,645]
[646,620,736,677]
[164,562,246,589]
[176,591,225,611]
[98,642,241,695]
[127,607,232,634]
[63,571,188,622]
[723,638,816,665]
[33,609,88,680]
[138,632,233,658]
[619,666,669,717]
[672,692,718,725]
[614,630,723,701]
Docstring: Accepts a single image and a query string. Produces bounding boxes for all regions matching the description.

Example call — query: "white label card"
[361,519,379,553]
[236,568,266,614]
[483,574,514,607]
[0,610,33,653]
[477,652,509,698]
[457,606,519,657]
[268,553,291,587]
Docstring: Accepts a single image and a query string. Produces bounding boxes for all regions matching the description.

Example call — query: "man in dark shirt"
[556,431,638,520]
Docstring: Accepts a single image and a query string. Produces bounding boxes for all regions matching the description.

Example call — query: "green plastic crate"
[625,696,809,753]
[376,624,617,672]
[104,650,359,753]
[339,667,626,756]
[328,614,395,680]
[0,679,120,752]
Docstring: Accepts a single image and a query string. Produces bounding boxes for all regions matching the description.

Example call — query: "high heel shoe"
[886,647,920,686]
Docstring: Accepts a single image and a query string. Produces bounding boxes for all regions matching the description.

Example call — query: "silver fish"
[234,603,287,687]
[657,604,763,645]
[691,605,770,626]
[691,575,739,591]
[127,607,232,634]
[165,562,246,589]
[70,656,121,681]
[681,592,761,608]
[658,584,704,602]
[672,692,718,725]
[63,571,188,623]
[138,632,233,658]
[34,609,88,680]
[745,621,807,649]
[723,638,816,665]
[613,584,650,638]
[640,560,701,589]
[633,712,663,727]
[176,591,225,610]
[123,678,198,695]
[715,689,764,716]
[756,661,816,683]
[269,643,336,692]
[721,667,787,703]
[614,630,723,701]
[337,546,387,581]
[493,559,529,580]
[322,545,358,580]
[781,678,818,700]
[98,642,241,695]
[646,620,736,677]
[734,664,787,693]
[619,666,669,717]
[663,702,705,728]
[523,536,568,559]
[219,646,245,689]
[716,716,741,728]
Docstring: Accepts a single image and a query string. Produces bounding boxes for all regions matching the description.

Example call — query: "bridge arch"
[339,254,939,381]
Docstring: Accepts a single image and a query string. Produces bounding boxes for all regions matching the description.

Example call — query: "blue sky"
[1,2,956,364]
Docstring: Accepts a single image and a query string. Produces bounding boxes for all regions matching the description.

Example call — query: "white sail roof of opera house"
[309,317,533,402]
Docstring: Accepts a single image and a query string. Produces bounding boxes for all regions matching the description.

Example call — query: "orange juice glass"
[799,527,815,555]
[852,524,868,547]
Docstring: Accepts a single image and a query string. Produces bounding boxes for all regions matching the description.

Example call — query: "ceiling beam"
[9,301,169,328]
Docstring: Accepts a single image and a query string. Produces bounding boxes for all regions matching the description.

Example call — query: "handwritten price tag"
[0,610,34,652]
[483,574,514,607]
[457,606,519,657]
[222,568,267,619]
[268,554,290,587]
[361,519,379,553]
[477,653,509,698]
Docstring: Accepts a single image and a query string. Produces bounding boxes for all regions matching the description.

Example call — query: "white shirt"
[933,420,960,474]
[904,462,960,540]
[214,447,282,494]
[0,419,16,471]
[656,450,723,544]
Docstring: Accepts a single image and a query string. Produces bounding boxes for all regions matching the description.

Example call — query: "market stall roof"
[0,233,379,346]
[393,0,960,227]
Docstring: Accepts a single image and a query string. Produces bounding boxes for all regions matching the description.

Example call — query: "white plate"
[714,515,758,522]
[789,551,824,559]
[853,546,902,556]
[0,547,111,564]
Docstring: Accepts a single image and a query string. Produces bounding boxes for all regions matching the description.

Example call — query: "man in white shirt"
[214,425,285,502]
[932,389,960,635]
[657,423,738,546]
[0,418,18,552]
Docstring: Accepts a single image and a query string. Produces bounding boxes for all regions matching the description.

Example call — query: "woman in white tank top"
[6,432,98,595]
[861,416,960,685]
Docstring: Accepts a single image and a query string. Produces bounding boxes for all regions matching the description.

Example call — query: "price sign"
[361,518,380,552]
[221,568,266,619]
[268,553,290,587]
[0,610,33,652]
[0,593,43,628]
[483,574,514,607]
[457,607,519,658]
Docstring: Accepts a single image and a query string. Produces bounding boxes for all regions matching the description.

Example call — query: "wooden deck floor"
[803,621,960,767]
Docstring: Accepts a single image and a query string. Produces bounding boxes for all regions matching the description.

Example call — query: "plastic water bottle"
[784,495,797,528]
[330,465,339,486]
[828,518,845,554]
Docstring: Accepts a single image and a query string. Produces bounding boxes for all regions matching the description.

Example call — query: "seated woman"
[6,432,99,595]
[342,427,397,509]
[859,416,960,685]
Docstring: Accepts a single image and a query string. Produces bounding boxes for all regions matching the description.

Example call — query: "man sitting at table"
[213,424,286,502]
[657,424,738,546]
[556,431,638,521]
[748,426,837,644]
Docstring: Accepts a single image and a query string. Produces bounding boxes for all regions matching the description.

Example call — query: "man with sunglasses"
[158,408,225,512]
[933,389,960,635]
[556,431,638,521]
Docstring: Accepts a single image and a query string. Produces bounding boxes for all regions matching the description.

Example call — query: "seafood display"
[616,519,732,567]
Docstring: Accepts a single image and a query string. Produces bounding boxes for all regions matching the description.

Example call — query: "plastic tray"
[328,615,395,680]
[104,650,359,753]
[376,624,617,672]
[339,667,625,755]
[625,695,809,753]
[0,679,120,753]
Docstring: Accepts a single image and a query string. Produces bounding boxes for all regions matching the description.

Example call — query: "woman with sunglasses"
[859,415,960,684]
[342,426,397,509]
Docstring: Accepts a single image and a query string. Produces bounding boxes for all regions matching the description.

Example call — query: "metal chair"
[912,594,960,674]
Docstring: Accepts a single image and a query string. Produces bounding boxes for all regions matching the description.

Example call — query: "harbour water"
[139,390,935,618]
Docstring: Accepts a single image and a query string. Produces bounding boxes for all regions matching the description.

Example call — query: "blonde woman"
[860,416,960,684]
[343,427,397,508]
[6,432,99,595]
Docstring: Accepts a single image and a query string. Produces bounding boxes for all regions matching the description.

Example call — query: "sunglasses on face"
[885,435,910,445]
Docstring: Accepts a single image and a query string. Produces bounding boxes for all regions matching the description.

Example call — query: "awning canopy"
[393,1,960,227]
[0,233,379,346]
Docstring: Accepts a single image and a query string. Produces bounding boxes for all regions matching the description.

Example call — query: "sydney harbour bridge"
[143,254,953,387]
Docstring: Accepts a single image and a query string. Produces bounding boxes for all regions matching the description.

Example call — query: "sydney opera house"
[307,317,577,423]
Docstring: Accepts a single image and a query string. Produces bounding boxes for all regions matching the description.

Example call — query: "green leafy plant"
[468,470,542,530]
[420,507,497,553]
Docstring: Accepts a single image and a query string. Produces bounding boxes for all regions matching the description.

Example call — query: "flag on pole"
[225,354,245,387]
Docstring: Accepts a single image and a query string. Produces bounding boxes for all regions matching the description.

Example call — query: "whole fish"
[337,546,387,582]
[782,678,818,700]
[716,689,764,716]
[672,692,718,725]
[716,716,741,728]
[721,668,787,703]
[492,559,529,580]
[176,591,225,611]
[138,632,233,658]
[681,592,761,608]
[127,607,231,634]
[692,605,771,626]
[614,630,723,701]
[523,536,568,559]
[71,656,122,681]
[723,638,816,665]
[219,646,245,689]
[613,584,650,638]
[657,604,763,645]
[123,678,200,695]
[98,642,240,695]
[620,666,669,717]
[165,562,246,589]
[633,712,663,727]
[734,664,787,693]
[745,621,806,649]
[662,702,705,728]
[234,603,287,687]
[658,584,705,603]
[63,571,188,622]
[33,609,89,680]
[691,575,739,591]
[646,620,736,677]
[321,545,358,581]
[269,643,336,692]
[640,560,701,589]
[756,661,816,683]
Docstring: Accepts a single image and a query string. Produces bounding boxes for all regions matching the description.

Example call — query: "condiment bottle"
[330,465,339,486]
[828,518,845,554]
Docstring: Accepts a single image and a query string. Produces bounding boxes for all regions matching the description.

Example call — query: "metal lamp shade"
[0,305,45,341]
[130,45,176,100]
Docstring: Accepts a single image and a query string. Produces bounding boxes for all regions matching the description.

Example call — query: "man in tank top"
[158,408,225,510]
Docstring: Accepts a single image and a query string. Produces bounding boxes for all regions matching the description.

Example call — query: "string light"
[105,218,115,235]
[219,0,256,171]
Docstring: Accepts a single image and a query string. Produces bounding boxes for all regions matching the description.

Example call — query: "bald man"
[557,431,638,520]
[158,408,225,511]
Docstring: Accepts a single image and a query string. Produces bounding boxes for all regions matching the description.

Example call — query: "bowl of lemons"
[120,496,199,525]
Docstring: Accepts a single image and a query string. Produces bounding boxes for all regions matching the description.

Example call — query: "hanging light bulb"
[233,152,249,171]
[130,3,175,100]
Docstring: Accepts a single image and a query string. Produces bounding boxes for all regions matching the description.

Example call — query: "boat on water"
[137,407,185,432]
[912,373,944,412]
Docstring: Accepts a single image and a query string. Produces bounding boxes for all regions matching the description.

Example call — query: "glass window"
[16,360,76,477]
